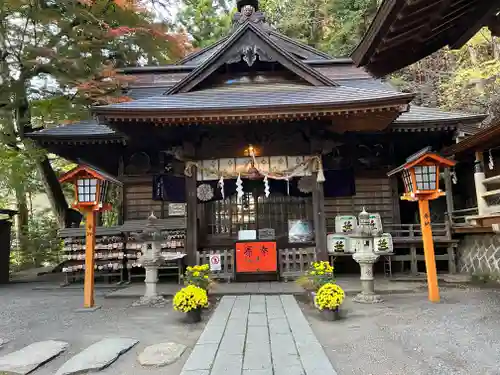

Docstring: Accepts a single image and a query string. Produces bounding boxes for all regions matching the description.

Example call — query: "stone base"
[353,292,383,304]
[132,295,167,307]
[75,306,102,313]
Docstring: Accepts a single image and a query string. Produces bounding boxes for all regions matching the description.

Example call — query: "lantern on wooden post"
[59,165,121,310]
[388,147,456,303]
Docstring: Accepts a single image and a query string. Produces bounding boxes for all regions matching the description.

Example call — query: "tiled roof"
[394,105,487,124]
[26,120,124,142]
[95,84,412,113]
[339,78,486,125]
[126,87,170,100]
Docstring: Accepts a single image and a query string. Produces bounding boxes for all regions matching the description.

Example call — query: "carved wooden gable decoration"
[166,17,337,95]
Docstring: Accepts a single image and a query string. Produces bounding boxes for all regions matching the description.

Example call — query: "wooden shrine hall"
[27,0,488,283]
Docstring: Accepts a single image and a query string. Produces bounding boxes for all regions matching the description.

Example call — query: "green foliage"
[10,211,62,271]
[176,0,234,48]
[260,0,378,55]
[391,29,500,120]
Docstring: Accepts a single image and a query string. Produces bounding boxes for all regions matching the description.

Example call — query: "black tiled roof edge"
[25,120,126,143]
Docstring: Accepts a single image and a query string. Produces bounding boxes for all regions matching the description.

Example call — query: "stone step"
[138,342,187,367]
[55,337,138,375]
[0,340,68,375]
[482,174,500,185]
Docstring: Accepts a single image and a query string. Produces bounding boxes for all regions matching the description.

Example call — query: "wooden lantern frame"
[388,147,456,303]
[388,147,456,201]
[59,165,121,309]
[59,165,120,212]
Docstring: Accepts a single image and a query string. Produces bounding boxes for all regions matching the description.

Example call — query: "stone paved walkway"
[180,295,338,375]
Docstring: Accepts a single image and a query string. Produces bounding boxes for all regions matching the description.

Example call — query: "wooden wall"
[325,176,399,232]
[123,177,163,220]
[122,175,400,231]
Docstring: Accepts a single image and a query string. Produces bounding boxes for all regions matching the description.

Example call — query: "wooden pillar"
[474,151,488,215]
[312,177,328,261]
[184,142,198,266]
[443,168,455,225]
[418,199,440,303]
[84,209,96,308]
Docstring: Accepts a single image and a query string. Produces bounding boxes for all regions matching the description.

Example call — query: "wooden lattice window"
[205,193,313,241]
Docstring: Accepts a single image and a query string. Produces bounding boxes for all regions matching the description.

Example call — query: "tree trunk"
[16,75,69,228]
[34,156,69,228]
[13,178,30,266]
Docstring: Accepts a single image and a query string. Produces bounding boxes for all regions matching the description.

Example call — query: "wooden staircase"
[481,174,500,214]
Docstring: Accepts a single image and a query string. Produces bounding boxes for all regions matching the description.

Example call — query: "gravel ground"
[301,287,500,375]
[0,283,209,375]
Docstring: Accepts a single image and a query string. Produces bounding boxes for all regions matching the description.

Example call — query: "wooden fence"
[197,247,317,282]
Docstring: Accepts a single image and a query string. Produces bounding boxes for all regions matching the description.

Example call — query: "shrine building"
[27,0,487,283]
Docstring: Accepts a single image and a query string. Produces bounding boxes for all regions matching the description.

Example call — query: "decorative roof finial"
[233,0,268,28]
[237,0,259,11]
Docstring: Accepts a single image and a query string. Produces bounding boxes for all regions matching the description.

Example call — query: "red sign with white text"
[235,241,277,273]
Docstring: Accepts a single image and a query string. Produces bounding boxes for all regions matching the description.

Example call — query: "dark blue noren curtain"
[152,175,186,202]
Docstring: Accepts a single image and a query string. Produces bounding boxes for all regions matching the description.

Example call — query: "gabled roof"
[442,120,500,157]
[166,21,337,95]
[176,28,332,67]
[352,0,500,77]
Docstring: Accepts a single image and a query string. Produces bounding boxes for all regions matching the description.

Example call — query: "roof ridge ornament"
[233,2,269,30]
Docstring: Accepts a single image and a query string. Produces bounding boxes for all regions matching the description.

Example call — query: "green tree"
[0,0,186,267]
[260,0,378,55]
[176,0,233,48]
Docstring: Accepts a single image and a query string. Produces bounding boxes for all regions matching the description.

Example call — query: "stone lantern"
[348,208,384,303]
[132,213,166,306]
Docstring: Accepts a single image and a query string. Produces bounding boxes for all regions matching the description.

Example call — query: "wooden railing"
[384,222,452,241]
[446,207,478,226]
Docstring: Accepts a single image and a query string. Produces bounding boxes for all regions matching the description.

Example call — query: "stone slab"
[0,340,68,375]
[180,370,210,375]
[211,354,242,375]
[248,313,267,327]
[243,348,272,370]
[218,334,245,356]
[182,344,218,371]
[55,338,138,375]
[74,306,101,313]
[274,365,306,375]
[268,318,291,335]
[196,323,227,345]
[137,342,186,367]
[280,295,338,375]
[242,370,273,375]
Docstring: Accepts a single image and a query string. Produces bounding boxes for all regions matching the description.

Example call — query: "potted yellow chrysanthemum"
[296,261,335,304]
[184,264,214,291]
[314,283,345,321]
[173,285,209,323]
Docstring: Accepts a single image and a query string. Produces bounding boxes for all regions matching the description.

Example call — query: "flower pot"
[320,308,340,321]
[186,308,202,323]
[311,292,319,308]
